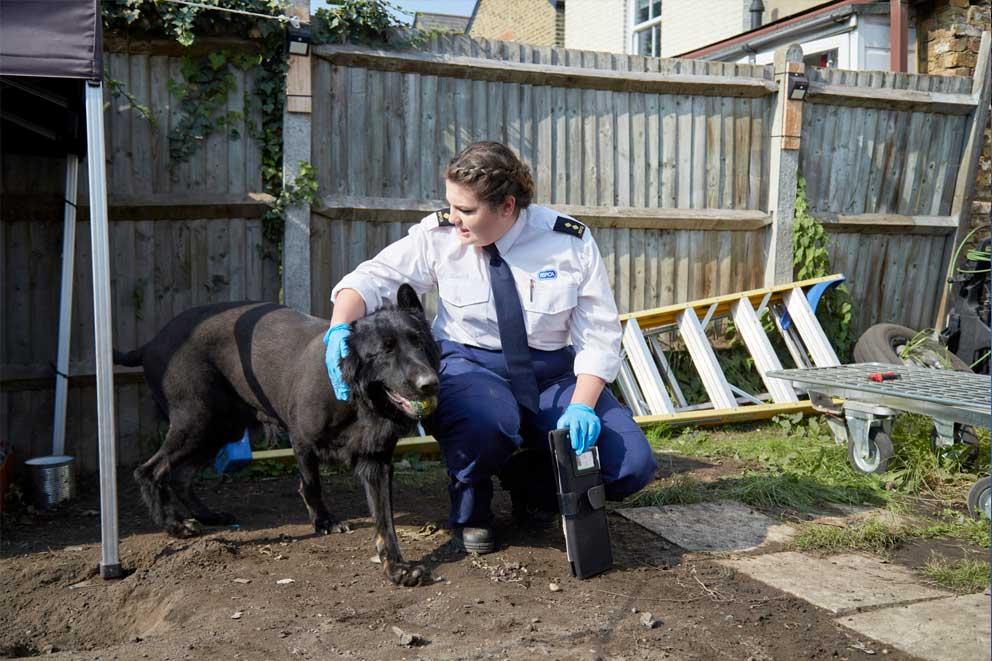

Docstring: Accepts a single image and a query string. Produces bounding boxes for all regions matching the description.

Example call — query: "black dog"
[114,284,439,587]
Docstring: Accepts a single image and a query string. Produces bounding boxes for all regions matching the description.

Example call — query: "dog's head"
[340,284,441,421]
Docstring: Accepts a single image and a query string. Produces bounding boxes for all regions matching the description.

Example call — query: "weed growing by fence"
[793,176,856,360]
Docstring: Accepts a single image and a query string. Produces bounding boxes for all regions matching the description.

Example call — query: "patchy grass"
[392,460,448,488]
[640,419,889,513]
[640,414,991,548]
[919,510,991,548]
[922,555,990,593]
[722,471,882,511]
[885,415,991,500]
[625,475,707,507]
[792,518,909,555]
[625,469,884,513]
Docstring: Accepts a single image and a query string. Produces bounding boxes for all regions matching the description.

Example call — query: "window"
[804,49,837,69]
[631,0,662,57]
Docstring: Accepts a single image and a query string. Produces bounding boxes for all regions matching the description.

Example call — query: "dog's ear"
[396,284,423,314]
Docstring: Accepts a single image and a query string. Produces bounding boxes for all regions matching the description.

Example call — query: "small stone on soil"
[391,625,427,647]
[232,578,251,584]
[640,612,661,629]
[549,583,561,592]
[231,611,243,619]
[275,578,295,585]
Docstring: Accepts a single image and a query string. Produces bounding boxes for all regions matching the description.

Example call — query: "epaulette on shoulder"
[435,208,453,227]
[553,215,586,239]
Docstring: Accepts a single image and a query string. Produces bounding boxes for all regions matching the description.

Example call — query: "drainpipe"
[890,0,908,72]
[750,0,765,31]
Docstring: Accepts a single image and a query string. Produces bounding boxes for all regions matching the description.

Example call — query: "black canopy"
[0,0,102,79]
[0,0,103,155]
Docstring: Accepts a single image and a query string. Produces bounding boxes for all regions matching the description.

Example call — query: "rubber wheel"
[967,477,991,520]
[853,323,972,371]
[930,424,980,468]
[847,429,894,474]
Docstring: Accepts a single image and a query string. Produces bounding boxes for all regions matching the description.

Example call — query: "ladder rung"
[676,307,738,411]
[650,335,689,409]
[622,318,675,415]
[772,304,812,369]
[784,287,840,367]
[616,358,649,417]
[731,297,799,403]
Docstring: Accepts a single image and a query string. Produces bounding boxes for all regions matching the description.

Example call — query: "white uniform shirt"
[330,203,622,383]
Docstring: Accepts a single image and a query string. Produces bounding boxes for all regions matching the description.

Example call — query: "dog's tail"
[113,346,145,367]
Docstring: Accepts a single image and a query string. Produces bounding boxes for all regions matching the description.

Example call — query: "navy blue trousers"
[429,340,657,527]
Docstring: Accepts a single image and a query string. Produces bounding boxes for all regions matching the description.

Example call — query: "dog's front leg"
[293,444,350,534]
[356,458,429,587]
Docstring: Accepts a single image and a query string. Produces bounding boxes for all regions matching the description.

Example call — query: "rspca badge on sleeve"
[538,269,557,280]
[553,216,586,238]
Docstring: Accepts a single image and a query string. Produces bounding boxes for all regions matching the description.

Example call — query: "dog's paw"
[384,560,430,587]
[314,516,351,535]
[167,518,203,538]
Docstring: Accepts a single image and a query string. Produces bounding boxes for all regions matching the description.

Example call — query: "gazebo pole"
[84,79,122,579]
[52,154,78,457]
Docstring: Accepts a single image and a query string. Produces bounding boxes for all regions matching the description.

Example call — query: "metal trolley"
[768,363,991,519]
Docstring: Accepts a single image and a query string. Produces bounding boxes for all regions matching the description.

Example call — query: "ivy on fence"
[100,0,411,262]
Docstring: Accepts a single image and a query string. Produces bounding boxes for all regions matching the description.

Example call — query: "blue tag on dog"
[538,269,557,280]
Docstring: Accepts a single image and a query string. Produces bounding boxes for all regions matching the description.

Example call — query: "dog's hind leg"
[293,443,350,534]
[171,464,236,526]
[134,417,210,538]
[356,458,429,587]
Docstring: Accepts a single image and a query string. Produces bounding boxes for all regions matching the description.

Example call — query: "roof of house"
[412,11,471,34]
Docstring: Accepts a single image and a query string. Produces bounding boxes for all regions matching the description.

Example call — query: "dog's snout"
[414,372,438,395]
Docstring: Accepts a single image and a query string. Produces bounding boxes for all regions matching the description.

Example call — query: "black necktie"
[483,244,540,413]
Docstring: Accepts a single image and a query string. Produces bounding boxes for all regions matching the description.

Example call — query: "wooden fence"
[302,33,989,339]
[307,36,780,319]
[800,65,985,333]
[1,40,280,471]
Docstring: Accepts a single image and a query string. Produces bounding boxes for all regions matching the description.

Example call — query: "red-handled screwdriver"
[868,371,899,382]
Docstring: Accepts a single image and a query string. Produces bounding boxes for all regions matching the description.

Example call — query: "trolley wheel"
[967,477,991,521]
[848,429,894,474]
[930,424,980,468]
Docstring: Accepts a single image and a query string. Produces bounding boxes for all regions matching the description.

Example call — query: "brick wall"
[919,0,991,232]
[469,0,559,46]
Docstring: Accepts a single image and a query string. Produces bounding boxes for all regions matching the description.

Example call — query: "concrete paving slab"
[720,552,951,614]
[839,593,991,661]
[615,501,796,552]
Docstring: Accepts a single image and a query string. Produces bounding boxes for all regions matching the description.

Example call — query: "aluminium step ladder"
[616,274,845,427]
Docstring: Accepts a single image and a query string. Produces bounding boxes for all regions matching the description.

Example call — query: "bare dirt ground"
[1,462,918,661]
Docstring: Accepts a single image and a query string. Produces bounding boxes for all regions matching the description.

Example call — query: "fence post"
[764,44,805,287]
[282,0,313,312]
[934,32,991,328]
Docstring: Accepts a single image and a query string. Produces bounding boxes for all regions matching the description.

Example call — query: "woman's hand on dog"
[323,323,352,401]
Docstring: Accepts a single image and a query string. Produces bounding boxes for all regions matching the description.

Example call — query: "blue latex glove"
[323,323,351,401]
[557,403,602,455]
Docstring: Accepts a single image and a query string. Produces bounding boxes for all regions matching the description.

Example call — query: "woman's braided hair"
[444,141,535,209]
